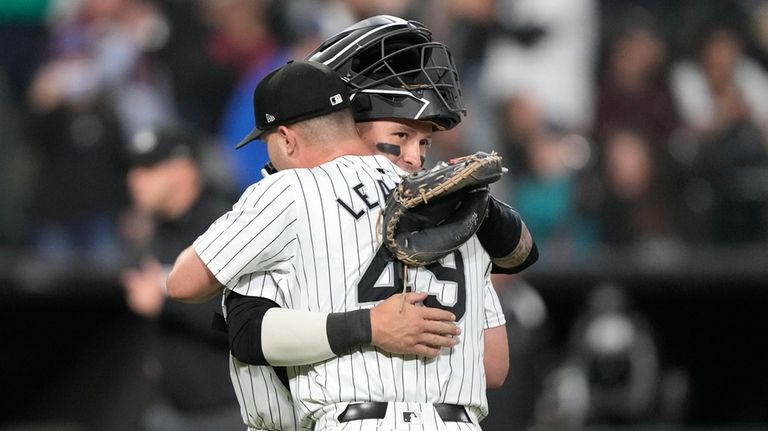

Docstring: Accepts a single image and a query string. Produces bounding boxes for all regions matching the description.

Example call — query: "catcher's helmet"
[306,15,466,130]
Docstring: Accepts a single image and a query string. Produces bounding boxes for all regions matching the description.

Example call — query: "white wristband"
[261,308,334,366]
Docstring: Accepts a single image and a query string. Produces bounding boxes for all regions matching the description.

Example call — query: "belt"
[337,402,471,423]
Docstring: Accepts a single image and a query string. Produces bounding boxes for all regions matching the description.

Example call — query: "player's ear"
[277,125,298,157]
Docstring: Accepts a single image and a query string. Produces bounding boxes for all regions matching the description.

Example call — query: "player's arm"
[481,273,510,388]
[226,291,461,366]
[476,196,539,274]
[169,174,297,302]
[484,325,510,389]
[166,245,223,303]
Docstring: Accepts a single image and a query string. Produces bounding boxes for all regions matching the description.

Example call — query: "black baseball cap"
[235,60,352,149]
[126,125,197,167]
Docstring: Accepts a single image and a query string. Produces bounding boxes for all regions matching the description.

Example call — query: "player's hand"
[370,292,460,359]
[121,257,165,318]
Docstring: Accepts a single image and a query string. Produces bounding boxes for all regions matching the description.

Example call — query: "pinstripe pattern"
[222,280,306,431]
[312,401,483,431]
[194,155,506,430]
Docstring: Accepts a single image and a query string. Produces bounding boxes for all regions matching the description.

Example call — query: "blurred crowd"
[1,0,767,269]
[2,1,767,430]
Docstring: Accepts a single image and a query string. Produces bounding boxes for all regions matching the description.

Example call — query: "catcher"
[306,15,537,276]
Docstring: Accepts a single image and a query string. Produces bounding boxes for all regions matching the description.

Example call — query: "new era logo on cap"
[330,94,343,106]
[265,113,276,123]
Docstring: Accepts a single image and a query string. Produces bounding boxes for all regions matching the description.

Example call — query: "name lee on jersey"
[336,180,393,220]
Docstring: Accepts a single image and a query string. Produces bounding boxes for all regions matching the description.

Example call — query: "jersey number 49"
[357,246,467,320]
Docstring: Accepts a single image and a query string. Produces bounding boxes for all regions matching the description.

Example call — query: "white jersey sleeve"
[193,172,298,287]
[483,277,506,329]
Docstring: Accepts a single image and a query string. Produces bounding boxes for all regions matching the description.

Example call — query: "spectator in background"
[32,0,177,137]
[154,0,238,135]
[595,14,679,154]
[25,92,128,265]
[497,94,546,177]
[454,0,600,240]
[421,0,600,182]
[500,94,596,263]
[598,130,680,247]
[201,0,291,192]
[25,0,176,263]
[670,23,768,244]
[478,0,599,134]
[670,22,768,137]
[120,125,241,431]
[593,13,687,250]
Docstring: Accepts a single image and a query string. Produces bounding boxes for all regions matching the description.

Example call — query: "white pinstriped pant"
[312,402,482,431]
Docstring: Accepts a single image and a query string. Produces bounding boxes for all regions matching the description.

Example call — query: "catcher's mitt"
[382,151,505,266]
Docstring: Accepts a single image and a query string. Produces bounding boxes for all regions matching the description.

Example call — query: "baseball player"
[303,14,535,389]
[169,17,537,431]
[168,60,458,429]
[167,60,524,431]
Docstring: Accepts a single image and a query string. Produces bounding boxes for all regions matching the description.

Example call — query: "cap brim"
[235,127,267,149]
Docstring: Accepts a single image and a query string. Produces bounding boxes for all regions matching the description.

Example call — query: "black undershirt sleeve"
[225,291,280,365]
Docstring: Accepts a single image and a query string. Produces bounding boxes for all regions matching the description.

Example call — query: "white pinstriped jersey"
[223,276,307,430]
[194,155,506,430]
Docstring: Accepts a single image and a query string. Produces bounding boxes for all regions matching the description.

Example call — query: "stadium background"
[1,0,767,430]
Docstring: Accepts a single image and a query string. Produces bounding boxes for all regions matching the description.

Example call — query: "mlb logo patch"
[329,94,343,106]
[403,412,422,424]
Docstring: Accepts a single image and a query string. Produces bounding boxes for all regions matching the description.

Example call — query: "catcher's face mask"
[307,15,466,131]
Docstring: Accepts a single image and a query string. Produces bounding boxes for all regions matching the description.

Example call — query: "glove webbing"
[384,205,414,265]
[385,154,500,267]
[395,153,500,209]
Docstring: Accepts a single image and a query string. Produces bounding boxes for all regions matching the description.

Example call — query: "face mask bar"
[344,38,466,117]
